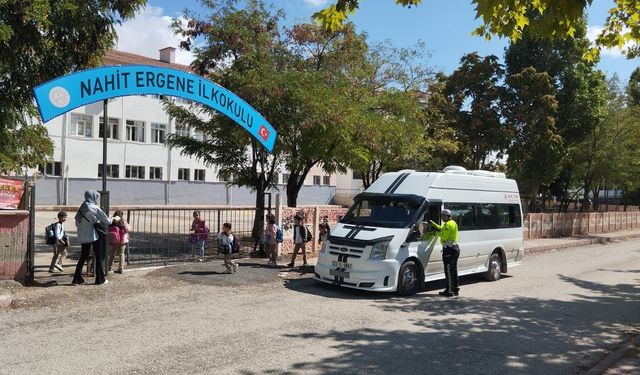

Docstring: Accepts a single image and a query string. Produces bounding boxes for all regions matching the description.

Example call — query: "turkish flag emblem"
[258,125,270,141]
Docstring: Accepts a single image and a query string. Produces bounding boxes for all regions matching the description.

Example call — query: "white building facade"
[35,48,362,206]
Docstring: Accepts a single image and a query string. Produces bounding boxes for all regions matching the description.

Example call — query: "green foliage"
[628,67,640,106]
[443,53,508,169]
[0,0,146,173]
[504,67,562,211]
[313,0,640,59]
[505,18,609,211]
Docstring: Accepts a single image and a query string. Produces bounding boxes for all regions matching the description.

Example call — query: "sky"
[114,0,639,84]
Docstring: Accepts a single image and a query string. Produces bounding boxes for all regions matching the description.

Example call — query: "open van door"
[420,202,443,276]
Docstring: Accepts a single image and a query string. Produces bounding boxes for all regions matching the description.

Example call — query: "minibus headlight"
[370,240,390,260]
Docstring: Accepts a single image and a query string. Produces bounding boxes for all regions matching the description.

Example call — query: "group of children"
[48,208,330,277]
[48,210,129,274]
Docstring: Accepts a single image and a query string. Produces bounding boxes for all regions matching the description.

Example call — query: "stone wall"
[524,211,640,239]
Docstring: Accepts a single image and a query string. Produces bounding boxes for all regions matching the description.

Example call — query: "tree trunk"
[286,173,300,207]
[252,176,267,252]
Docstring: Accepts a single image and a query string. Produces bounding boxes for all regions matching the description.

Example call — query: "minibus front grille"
[329,251,361,258]
[329,246,363,258]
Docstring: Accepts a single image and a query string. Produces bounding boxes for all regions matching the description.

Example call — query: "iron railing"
[125,207,260,265]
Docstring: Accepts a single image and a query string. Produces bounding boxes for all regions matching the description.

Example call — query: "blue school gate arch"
[33,65,277,152]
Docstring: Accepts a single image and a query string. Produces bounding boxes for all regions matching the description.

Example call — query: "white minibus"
[314,166,524,295]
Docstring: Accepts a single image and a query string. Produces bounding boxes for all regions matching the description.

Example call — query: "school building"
[33,48,363,206]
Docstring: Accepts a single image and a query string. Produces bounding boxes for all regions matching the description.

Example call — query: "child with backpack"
[263,213,280,267]
[47,211,69,273]
[108,210,129,274]
[190,210,210,261]
[287,214,311,268]
[217,222,239,273]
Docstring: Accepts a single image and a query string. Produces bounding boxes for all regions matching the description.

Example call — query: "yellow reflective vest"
[429,219,458,245]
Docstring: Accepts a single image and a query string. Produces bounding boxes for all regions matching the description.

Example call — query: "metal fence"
[125,207,260,265]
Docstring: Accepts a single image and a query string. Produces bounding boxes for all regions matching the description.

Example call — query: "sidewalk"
[524,228,640,254]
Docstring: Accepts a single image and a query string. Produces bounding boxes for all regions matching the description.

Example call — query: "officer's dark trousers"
[442,244,460,293]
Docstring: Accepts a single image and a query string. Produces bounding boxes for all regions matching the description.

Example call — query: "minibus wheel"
[397,261,420,296]
[484,253,502,281]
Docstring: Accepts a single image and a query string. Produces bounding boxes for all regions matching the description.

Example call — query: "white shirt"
[54,222,65,241]
[217,232,233,245]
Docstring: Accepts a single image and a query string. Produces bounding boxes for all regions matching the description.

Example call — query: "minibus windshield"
[341,194,424,228]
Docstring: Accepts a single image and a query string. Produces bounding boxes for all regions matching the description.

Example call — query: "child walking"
[49,211,69,272]
[287,214,308,268]
[217,222,238,273]
[190,210,210,261]
[108,210,129,274]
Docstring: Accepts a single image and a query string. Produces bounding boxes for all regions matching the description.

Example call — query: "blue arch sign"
[33,65,277,152]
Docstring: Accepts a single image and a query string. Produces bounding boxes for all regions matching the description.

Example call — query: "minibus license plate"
[332,261,352,269]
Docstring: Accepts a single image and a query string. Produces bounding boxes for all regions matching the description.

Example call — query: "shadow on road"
[282,273,511,300]
[271,273,640,375]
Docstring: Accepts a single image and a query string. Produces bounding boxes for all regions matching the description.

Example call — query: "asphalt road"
[1,239,639,375]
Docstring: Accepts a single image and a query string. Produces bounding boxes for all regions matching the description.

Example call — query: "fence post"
[313,206,320,253]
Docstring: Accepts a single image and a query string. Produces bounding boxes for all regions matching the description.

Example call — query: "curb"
[584,335,640,375]
[525,238,607,255]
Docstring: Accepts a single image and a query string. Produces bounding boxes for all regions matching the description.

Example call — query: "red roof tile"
[103,50,193,73]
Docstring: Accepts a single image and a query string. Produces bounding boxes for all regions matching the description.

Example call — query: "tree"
[279,23,366,206]
[346,41,437,188]
[168,0,287,241]
[0,0,146,173]
[628,67,640,106]
[313,0,640,59]
[443,53,508,169]
[589,78,640,211]
[504,67,562,212]
[505,18,607,211]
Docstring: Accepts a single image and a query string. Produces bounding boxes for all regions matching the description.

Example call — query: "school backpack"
[304,226,313,243]
[275,226,284,243]
[45,223,57,245]
[231,235,240,253]
[108,225,123,245]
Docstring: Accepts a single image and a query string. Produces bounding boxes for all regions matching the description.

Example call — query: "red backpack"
[108,225,123,245]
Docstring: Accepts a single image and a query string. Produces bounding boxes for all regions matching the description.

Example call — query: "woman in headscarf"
[72,190,117,286]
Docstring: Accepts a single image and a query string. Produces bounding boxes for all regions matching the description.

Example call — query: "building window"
[151,123,166,143]
[125,165,145,179]
[175,125,190,137]
[352,171,364,180]
[126,120,145,142]
[99,117,120,139]
[39,162,62,176]
[323,176,331,185]
[194,169,205,181]
[69,113,93,137]
[193,130,205,142]
[149,167,162,180]
[313,175,321,185]
[282,173,290,184]
[97,164,119,178]
[178,168,190,181]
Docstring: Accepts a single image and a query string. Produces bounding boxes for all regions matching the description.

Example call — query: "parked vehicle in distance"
[314,166,524,295]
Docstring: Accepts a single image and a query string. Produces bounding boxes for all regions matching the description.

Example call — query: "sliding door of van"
[446,203,480,271]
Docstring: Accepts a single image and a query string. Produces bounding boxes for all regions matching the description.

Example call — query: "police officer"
[429,209,460,297]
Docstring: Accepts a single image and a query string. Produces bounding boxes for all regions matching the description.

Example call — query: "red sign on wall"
[0,178,24,210]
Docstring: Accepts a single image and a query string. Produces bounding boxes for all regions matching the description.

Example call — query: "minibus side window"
[497,204,523,228]
[478,204,499,229]
[447,204,476,231]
